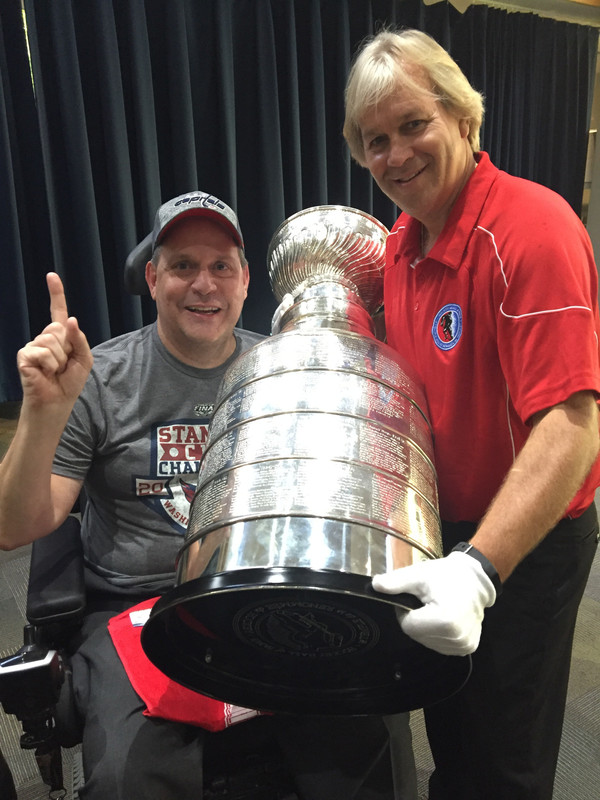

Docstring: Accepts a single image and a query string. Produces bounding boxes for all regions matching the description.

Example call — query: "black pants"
[425,504,599,800]
[68,602,398,800]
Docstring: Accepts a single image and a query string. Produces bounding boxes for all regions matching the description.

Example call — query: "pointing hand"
[17,273,94,408]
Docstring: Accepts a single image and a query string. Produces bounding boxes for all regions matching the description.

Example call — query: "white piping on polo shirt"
[476,225,594,320]
[476,224,597,464]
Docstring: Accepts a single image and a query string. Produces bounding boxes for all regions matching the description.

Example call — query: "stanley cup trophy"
[142,206,471,714]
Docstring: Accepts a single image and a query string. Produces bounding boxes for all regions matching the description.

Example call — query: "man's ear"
[145,261,157,299]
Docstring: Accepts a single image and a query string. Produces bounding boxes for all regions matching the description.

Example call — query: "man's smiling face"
[146,216,249,368]
[359,73,473,236]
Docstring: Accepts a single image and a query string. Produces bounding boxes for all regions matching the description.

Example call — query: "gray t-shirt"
[53,322,264,595]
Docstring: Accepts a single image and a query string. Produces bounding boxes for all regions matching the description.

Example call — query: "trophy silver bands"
[142,205,471,714]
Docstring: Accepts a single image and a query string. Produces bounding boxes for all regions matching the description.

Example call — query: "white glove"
[372,551,497,656]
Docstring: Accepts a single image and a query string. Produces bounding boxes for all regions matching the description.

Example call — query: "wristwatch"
[451,542,503,596]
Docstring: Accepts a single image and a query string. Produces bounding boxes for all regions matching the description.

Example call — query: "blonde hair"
[343,29,484,165]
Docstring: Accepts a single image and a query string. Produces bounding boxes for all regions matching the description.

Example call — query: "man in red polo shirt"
[343,28,600,800]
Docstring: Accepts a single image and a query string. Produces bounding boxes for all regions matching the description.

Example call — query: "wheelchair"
[0,512,299,799]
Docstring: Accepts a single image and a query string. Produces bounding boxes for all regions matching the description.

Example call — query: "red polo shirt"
[384,152,600,522]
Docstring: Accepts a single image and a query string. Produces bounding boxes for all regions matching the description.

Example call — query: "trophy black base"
[141,567,471,716]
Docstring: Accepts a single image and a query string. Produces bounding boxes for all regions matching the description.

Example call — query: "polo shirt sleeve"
[494,194,600,424]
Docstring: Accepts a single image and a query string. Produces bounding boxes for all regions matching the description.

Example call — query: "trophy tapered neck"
[271,278,376,336]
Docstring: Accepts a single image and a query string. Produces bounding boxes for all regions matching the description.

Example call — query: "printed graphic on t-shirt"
[432,303,463,351]
[134,419,210,534]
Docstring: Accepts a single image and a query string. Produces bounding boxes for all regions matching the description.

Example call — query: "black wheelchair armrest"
[0,517,86,792]
[26,516,86,644]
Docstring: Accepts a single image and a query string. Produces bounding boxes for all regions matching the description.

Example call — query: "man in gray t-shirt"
[54,320,262,596]
[0,193,401,800]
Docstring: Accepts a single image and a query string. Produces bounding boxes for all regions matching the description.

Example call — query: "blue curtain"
[0,0,597,402]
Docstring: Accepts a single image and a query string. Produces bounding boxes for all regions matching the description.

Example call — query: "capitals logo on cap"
[152,191,244,251]
[432,303,462,351]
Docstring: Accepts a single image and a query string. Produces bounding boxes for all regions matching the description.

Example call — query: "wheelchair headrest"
[124,233,152,295]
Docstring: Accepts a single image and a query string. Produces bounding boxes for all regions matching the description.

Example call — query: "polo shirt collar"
[392,151,498,271]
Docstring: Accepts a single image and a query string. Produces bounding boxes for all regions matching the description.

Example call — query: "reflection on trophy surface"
[142,205,471,715]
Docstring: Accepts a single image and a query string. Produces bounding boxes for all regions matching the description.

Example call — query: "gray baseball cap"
[151,191,244,251]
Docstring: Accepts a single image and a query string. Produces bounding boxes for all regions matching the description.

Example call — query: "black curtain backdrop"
[0,0,597,402]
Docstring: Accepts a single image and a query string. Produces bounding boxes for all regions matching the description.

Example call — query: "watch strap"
[451,542,502,596]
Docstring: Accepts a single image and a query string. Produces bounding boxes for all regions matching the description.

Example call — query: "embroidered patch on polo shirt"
[432,304,463,351]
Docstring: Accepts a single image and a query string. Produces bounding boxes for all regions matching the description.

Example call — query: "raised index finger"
[46,272,69,325]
